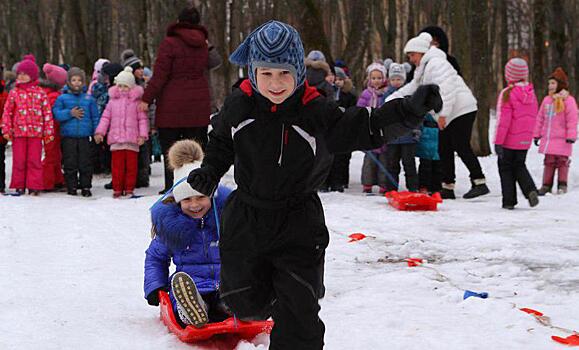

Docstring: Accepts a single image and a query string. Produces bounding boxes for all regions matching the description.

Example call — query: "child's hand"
[137,137,145,146]
[146,287,168,306]
[71,107,84,119]
[138,101,149,112]
[533,138,540,146]
[566,139,575,144]
[2,134,10,141]
[94,134,104,144]
[437,116,447,130]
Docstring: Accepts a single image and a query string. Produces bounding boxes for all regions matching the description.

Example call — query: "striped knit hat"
[229,20,305,93]
[504,58,528,84]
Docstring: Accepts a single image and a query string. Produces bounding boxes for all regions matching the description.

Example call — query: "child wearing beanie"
[88,58,110,95]
[53,67,100,197]
[40,63,69,192]
[1,54,54,195]
[185,20,441,349]
[494,58,540,209]
[534,67,578,195]
[144,139,232,328]
[94,67,149,198]
[358,62,389,194]
[383,62,420,192]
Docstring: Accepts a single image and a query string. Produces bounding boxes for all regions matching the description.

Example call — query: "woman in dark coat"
[141,7,221,193]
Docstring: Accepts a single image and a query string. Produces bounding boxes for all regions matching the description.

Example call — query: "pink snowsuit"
[1,82,54,191]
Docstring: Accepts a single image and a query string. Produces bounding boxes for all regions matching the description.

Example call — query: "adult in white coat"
[386,32,489,199]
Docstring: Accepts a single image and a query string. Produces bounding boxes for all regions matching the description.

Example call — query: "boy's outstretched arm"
[187,94,242,196]
[326,84,442,153]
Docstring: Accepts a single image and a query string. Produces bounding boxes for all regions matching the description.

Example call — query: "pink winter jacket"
[95,85,149,145]
[494,83,538,150]
[533,92,578,157]
[1,83,54,138]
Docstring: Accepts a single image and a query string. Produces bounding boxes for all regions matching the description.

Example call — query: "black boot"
[537,185,552,196]
[104,181,113,190]
[81,189,92,197]
[463,179,490,199]
[527,191,539,207]
[440,183,456,199]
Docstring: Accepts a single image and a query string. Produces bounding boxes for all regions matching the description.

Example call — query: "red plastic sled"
[384,191,442,211]
[159,291,274,343]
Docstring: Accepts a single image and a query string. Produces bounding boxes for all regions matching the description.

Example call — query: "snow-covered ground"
[1,131,578,349]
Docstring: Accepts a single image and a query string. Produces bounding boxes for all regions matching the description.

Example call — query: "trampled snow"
[1,135,578,349]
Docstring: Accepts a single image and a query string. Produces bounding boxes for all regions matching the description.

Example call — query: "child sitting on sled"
[144,139,232,328]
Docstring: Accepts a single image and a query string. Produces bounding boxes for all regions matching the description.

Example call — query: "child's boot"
[463,178,490,199]
[362,185,373,194]
[527,190,539,207]
[557,182,567,194]
[81,188,92,197]
[537,184,552,196]
[171,272,208,328]
[440,183,456,199]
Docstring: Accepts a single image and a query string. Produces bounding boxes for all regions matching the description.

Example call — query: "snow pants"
[219,190,328,350]
[62,137,93,191]
[361,151,388,190]
[385,143,418,192]
[10,137,43,191]
[542,154,570,186]
[324,152,352,189]
[111,150,138,193]
[0,141,5,191]
[498,148,537,207]
[42,129,65,190]
[439,111,485,185]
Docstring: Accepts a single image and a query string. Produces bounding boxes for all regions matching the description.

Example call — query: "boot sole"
[528,192,539,207]
[171,272,208,328]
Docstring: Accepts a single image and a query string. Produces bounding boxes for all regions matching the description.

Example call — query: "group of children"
[0,52,153,198]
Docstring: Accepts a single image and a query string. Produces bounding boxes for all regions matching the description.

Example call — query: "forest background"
[0,0,577,155]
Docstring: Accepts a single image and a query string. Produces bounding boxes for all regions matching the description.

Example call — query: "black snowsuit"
[199,79,415,350]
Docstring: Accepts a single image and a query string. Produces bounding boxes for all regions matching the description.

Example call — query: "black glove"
[566,139,575,144]
[146,287,168,306]
[187,167,218,197]
[534,138,540,146]
[494,144,504,158]
[403,84,443,118]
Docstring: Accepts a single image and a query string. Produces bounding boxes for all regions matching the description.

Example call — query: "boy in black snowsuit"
[187,20,441,350]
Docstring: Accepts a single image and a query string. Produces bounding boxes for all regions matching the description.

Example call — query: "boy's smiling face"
[180,195,212,219]
[256,67,295,104]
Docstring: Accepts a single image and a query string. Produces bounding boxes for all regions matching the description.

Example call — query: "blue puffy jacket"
[416,114,440,160]
[53,86,100,138]
[144,186,231,299]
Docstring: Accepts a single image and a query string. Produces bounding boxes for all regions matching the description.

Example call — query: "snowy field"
[1,129,578,349]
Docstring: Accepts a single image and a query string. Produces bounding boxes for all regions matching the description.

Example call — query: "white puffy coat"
[386,47,477,125]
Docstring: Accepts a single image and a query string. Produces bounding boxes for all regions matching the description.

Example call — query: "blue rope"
[149,177,187,210]
[212,196,220,239]
[363,150,399,189]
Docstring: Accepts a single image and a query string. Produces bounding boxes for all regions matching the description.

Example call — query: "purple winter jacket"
[494,83,538,150]
[95,85,149,145]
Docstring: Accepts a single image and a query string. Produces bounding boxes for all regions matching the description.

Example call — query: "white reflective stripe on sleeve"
[292,125,317,156]
[231,118,255,138]
[366,107,373,135]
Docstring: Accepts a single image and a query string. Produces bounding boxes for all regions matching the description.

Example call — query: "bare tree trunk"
[532,0,547,98]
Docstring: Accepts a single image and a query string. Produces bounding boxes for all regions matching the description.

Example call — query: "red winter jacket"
[142,22,212,128]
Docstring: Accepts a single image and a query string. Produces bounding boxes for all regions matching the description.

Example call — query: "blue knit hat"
[229,20,305,93]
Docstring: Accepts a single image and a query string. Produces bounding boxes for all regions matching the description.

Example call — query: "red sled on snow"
[384,191,442,211]
[159,291,274,343]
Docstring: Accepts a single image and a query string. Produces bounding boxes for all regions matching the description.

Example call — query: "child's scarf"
[549,89,569,113]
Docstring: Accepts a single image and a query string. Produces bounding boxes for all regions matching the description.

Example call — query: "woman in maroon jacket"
[141,7,221,193]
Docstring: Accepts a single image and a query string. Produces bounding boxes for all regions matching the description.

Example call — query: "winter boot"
[104,181,113,190]
[171,272,208,328]
[463,179,490,199]
[502,204,515,210]
[527,191,539,207]
[557,182,567,194]
[362,185,373,194]
[81,189,92,197]
[440,183,456,199]
[537,184,552,196]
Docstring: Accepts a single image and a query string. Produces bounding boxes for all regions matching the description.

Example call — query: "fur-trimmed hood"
[108,84,144,100]
[305,58,331,74]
